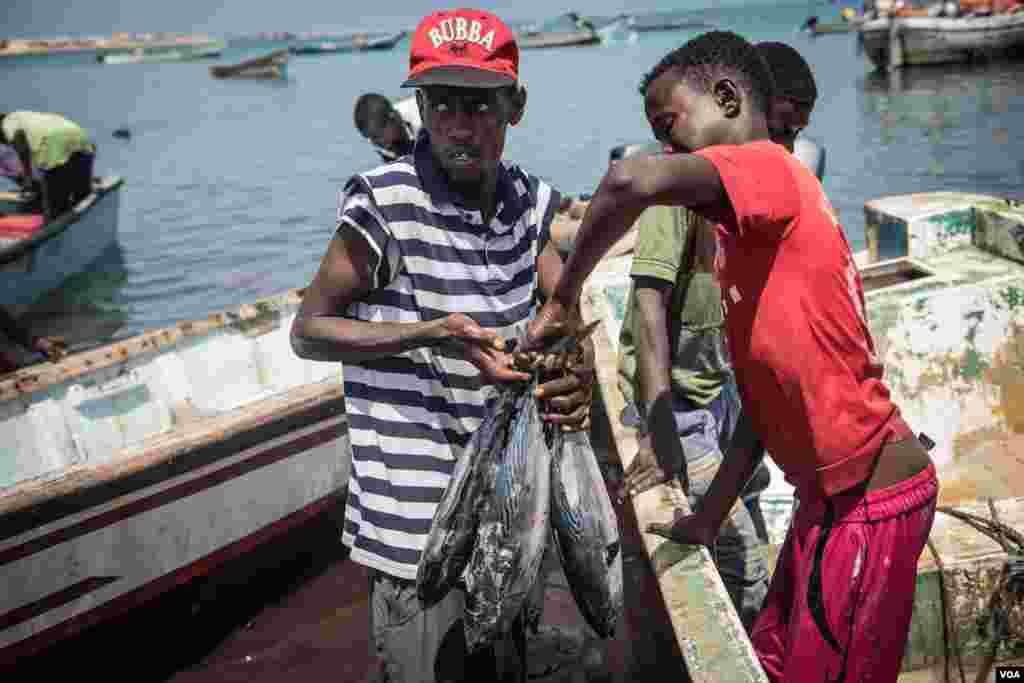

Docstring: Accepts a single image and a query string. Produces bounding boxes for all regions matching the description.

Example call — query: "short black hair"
[755,42,817,106]
[639,31,775,115]
[353,93,396,137]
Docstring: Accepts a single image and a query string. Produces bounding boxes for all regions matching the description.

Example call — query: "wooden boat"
[517,29,600,49]
[624,15,712,32]
[97,43,223,64]
[287,31,405,56]
[0,176,123,312]
[580,191,1024,680]
[859,11,1024,69]
[210,48,289,79]
[0,287,351,666]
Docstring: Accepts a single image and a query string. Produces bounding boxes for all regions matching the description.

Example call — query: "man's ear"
[508,85,527,126]
[712,79,741,119]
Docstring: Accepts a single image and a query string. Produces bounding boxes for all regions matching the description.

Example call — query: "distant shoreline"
[0,35,222,58]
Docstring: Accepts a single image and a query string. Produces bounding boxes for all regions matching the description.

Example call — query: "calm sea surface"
[4,2,1024,343]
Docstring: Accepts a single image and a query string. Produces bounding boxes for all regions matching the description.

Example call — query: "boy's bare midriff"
[864,436,933,493]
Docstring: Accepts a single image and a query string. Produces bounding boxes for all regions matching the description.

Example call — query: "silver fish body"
[463,381,552,651]
[549,429,623,638]
[417,388,517,608]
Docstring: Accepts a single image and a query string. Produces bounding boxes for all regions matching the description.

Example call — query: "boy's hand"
[524,298,573,351]
[647,509,717,548]
[33,336,67,362]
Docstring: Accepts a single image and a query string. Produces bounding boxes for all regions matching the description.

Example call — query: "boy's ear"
[508,85,527,126]
[713,79,741,119]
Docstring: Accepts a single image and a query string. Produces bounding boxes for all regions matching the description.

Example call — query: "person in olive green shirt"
[615,41,823,628]
[0,111,96,219]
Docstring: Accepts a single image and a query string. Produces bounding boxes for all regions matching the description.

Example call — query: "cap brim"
[402,65,515,89]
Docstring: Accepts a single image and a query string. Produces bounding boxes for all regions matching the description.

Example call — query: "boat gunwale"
[0,176,123,268]
[0,373,346,523]
[0,287,306,402]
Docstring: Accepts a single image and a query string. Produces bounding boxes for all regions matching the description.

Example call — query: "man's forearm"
[636,287,686,476]
[291,315,445,363]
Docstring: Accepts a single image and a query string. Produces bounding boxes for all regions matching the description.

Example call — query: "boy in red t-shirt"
[526,31,937,682]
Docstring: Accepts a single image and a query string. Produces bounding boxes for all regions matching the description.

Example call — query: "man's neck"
[449,174,499,224]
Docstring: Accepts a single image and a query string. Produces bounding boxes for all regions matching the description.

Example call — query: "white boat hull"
[0,290,351,664]
[860,13,1024,67]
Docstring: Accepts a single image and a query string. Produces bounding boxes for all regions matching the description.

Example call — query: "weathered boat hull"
[0,289,351,666]
[210,48,289,79]
[581,190,1024,680]
[98,45,223,64]
[517,30,600,49]
[0,176,122,311]
[860,13,1024,68]
[288,31,405,55]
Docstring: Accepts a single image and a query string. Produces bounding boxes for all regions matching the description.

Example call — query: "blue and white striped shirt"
[337,136,561,579]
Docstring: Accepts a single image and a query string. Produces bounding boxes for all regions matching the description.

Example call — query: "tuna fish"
[549,429,623,638]
[417,387,518,609]
[462,378,553,651]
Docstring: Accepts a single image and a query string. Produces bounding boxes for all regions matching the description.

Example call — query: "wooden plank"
[580,260,769,683]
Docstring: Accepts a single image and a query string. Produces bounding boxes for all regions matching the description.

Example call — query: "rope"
[925,502,1024,683]
[926,538,966,683]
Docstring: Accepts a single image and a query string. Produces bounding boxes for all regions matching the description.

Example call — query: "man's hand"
[618,433,672,501]
[439,314,530,384]
[647,509,717,548]
[534,335,595,432]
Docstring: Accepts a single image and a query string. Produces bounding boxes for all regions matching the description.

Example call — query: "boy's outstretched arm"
[528,153,727,345]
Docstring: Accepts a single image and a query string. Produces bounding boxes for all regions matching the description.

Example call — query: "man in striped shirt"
[292,9,593,683]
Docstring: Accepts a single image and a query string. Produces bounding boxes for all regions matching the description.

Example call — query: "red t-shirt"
[695,140,913,497]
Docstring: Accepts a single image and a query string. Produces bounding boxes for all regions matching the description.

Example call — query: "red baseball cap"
[402,9,519,89]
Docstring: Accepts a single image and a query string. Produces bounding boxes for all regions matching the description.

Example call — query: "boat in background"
[802,15,858,34]
[623,12,712,32]
[97,42,224,64]
[288,31,405,55]
[515,12,603,49]
[0,176,123,312]
[0,287,351,667]
[210,48,289,79]
[859,9,1024,68]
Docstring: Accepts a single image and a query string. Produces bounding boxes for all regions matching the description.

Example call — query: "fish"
[416,387,518,609]
[462,378,553,651]
[549,429,623,638]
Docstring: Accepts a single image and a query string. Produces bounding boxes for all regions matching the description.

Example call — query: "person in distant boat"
[0,111,96,220]
[353,92,422,162]
[293,9,594,683]
[526,30,937,683]
[0,306,67,374]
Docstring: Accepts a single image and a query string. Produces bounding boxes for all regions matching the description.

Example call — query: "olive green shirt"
[617,205,731,416]
[1,111,95,172]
